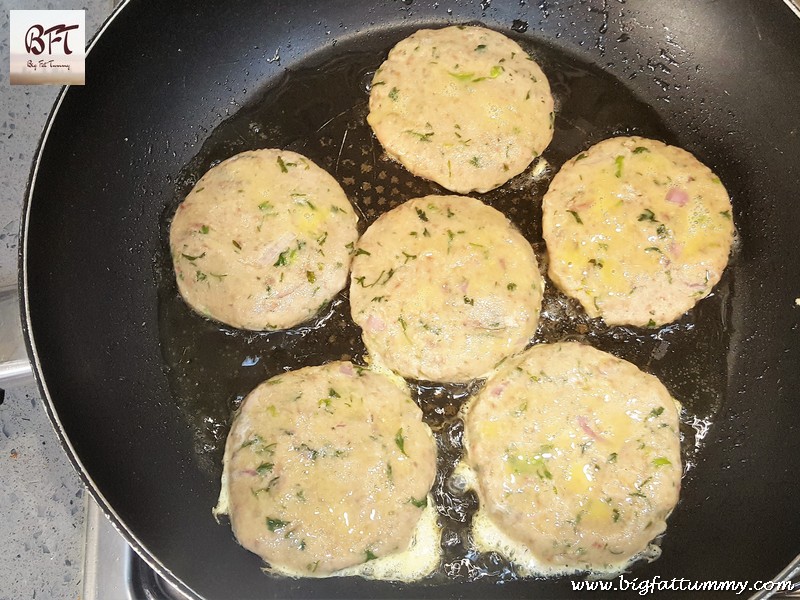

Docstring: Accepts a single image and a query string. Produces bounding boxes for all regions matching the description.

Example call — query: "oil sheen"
[157,30,733,583]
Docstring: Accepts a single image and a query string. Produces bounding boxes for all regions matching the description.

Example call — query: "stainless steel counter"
[0,2,114,599]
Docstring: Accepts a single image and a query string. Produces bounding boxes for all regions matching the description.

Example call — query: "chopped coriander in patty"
[464,342,681,573]
[368,26,554,193]
[350,195,544,382]
[216,362,438,577]
[170,149,358,330]
[542,136,734,327]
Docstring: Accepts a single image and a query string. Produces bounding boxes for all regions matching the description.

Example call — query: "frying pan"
[21,0,800,598]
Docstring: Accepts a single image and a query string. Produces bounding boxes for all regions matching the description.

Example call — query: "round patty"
[170,149,358,330]
[464,342,681,570]
[367,26,554,194]
[217,361,437,577]
[349,195,544,383]
[542,136,734,327]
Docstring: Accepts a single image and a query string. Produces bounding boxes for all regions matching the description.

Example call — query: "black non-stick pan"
[22,0,800,598]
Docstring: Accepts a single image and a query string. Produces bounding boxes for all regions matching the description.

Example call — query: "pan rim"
[783,0,800,19]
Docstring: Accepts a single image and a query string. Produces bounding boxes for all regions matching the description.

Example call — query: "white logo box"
[9,9,85,85]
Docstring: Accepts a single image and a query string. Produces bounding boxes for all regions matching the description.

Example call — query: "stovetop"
[82,498,186,600]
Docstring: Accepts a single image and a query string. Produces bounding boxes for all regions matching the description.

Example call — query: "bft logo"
[9,10,86,85]
[25,23,80,56]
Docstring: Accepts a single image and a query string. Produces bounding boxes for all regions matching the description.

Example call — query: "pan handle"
[0,285,34,393]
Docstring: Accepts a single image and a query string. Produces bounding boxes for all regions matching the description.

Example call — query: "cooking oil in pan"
[156,31,734,582]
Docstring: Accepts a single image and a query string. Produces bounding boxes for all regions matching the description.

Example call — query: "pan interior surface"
[158,26,729,585]
[22,1,800,598]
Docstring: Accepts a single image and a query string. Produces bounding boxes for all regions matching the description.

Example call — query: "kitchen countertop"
[0,1,114,598]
